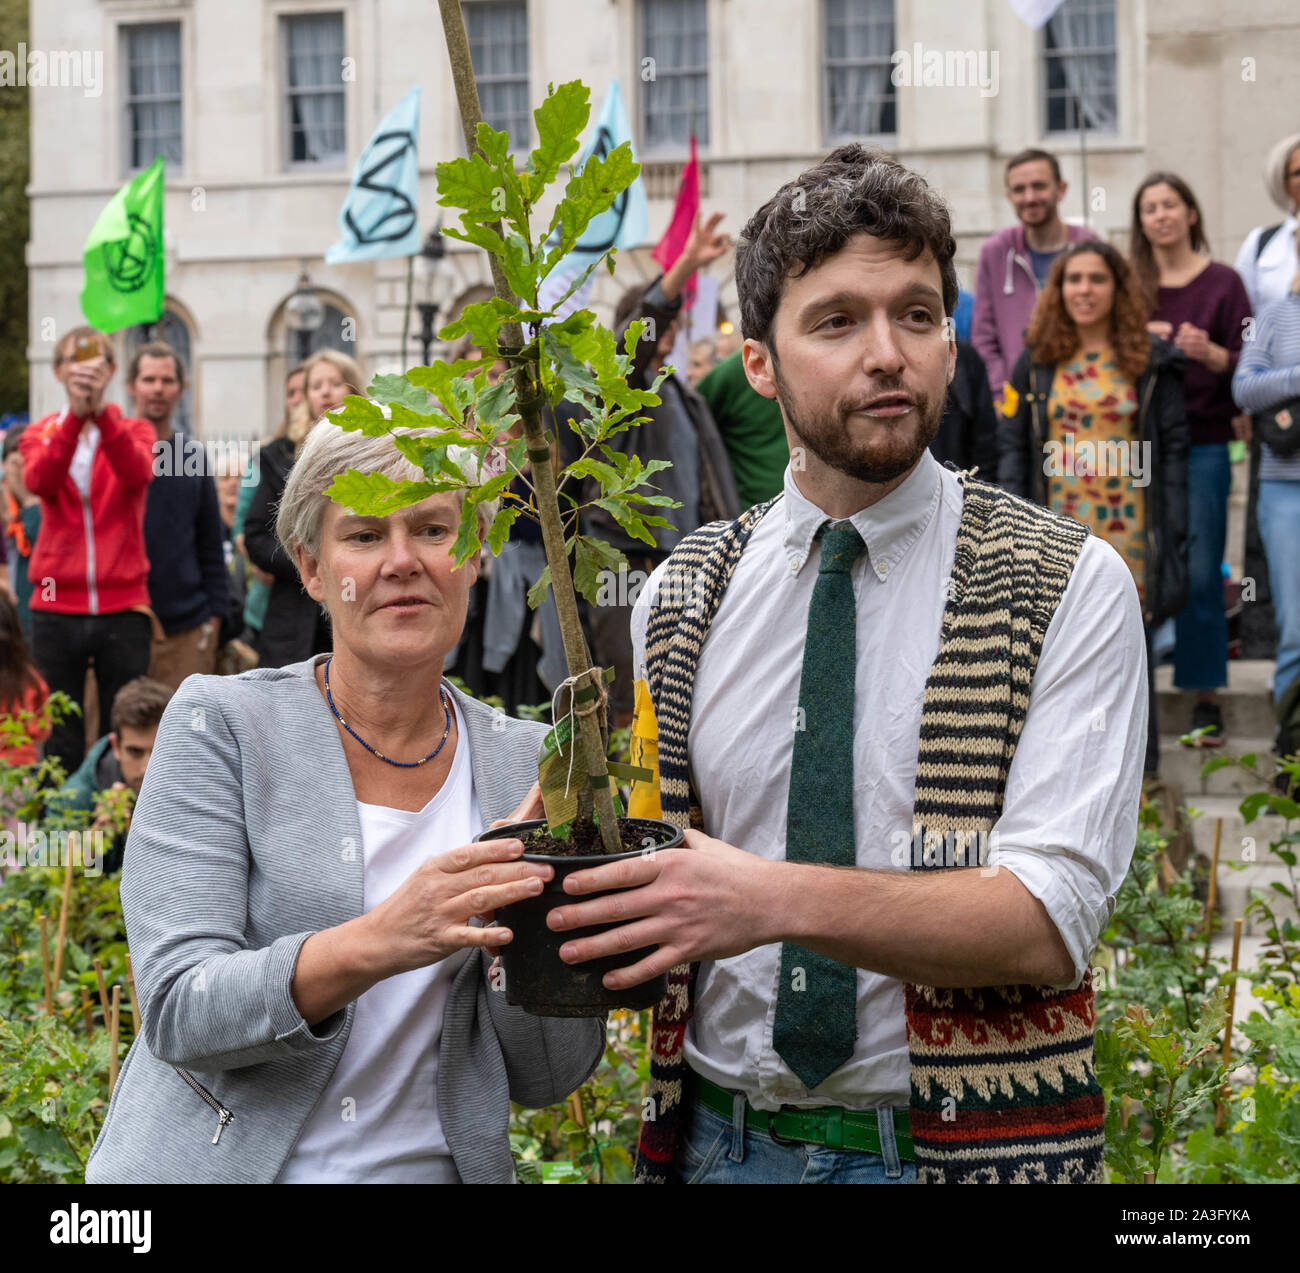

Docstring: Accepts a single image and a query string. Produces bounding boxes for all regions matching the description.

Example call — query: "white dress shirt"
[630,449,1147,1112]
[277,695,479,1183]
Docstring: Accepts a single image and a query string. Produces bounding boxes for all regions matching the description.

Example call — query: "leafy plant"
[324,14,675,853]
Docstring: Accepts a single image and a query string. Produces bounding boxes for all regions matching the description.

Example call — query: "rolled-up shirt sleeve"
[988,533,1148,990]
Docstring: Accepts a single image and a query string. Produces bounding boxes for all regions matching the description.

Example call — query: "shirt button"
[879,562,890,576]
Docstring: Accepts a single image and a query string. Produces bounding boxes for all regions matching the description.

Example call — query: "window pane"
[1042,0,1118,134]
[284,13,346,164]
[823,0,895,140]
[123,23,182,169]
[465,1,529,145]
[641,0,708,148]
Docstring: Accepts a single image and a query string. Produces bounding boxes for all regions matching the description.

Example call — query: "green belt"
[690,1072,914,1161]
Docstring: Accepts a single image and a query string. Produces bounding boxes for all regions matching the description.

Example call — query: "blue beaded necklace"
[323,656,452,768]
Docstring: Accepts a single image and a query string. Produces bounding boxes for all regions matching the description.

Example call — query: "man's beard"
[771,355,945,486]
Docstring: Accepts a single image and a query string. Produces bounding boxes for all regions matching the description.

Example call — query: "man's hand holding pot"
[545,829,783,990]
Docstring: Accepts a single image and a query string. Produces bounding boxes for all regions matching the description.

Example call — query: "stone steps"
[1155,660,1279,742]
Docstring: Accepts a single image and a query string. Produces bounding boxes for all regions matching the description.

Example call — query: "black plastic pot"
[483,816,684,1017]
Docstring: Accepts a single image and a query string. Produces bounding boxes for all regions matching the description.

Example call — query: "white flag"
[1008,0,1067,29]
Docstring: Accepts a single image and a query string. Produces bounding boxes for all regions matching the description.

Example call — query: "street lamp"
[283,267,325,363]
[414,227,456,365]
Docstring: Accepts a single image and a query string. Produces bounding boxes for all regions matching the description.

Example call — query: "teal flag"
[537,81,649,318]
[81,156,165,333]
[325,86,421,263]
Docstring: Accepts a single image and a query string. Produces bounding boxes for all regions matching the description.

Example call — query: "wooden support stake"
[38,913,53,1014]
[51,845,75,991]
[92,957,111,1026]
[80,984,94,1034]
[1143,1170,1156,1184]
[1202,817,1223,970]
[1214,917,1244,1132]
[107,984,121,1098]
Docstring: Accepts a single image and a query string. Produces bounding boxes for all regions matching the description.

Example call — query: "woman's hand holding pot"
[363,837,554,976]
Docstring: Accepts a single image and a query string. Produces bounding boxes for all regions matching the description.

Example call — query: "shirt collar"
[782,449,943,582]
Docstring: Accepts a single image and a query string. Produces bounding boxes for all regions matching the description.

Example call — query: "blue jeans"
[678,1096,916,1184]
[1258,480,1300,704]
[1174,443,1231,692]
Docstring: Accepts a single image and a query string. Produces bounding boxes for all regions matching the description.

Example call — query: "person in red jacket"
[19,326,156,773]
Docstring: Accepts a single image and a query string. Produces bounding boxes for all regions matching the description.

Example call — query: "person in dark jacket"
[998,239,1189,777]
[554,216,741,725]
[930,339,999,479]
[130,344,231,691]
[244,349,362,668]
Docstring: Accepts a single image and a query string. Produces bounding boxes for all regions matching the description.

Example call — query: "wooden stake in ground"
[107,984,122,1097]
[1202,816,1223,969]
[1214,916,1244,1133]
[92,957,111,1026]
[80,984,94,1035]
[51,842,75,990]
[38,913,53,1015]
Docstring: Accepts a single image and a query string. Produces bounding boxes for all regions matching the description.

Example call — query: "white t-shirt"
[69,422,100,498]
[277,696,482,1183]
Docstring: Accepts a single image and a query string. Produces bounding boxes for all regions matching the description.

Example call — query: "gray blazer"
[85,654,604,1184]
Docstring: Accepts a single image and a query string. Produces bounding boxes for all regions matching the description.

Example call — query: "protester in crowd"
[998,240,1188,779]
[84,416,603,1184]
[972,149,1092,406]
[19,327,156,773]
[715,329,741,361]
[1131,173,1253,748]
[686,338,718,386]
[244,349,362,667]
[1235,134,1300,664]
[1232,281,1300,780]
[3,424,41,642]
[930,340,998,478]
[1235,133,1300,312]
[216,471,246,628]
[551,146,1145,1185]
[232,362,306,650]
[953,286,975,343]
[48,676,173,874]
[556,214,740,726]
[128,343,230,691]
[0,591,50,771]
[696,348,789,508]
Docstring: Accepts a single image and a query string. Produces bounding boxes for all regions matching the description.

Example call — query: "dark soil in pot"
[483,816,684,1017]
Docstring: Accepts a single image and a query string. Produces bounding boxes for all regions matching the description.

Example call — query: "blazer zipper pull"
[212,1108,234,1145]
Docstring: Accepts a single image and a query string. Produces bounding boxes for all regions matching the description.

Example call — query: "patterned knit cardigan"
[633,472,1106,1184]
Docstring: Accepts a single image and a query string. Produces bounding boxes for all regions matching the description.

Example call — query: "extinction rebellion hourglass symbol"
[101,213,156,293]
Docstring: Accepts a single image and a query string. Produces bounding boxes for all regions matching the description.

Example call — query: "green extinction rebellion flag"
[81,156,165,332]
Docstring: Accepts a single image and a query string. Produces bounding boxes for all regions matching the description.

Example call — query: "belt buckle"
[767,1104,815,1148]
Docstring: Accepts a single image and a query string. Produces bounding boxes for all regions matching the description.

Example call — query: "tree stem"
[437,0,620,853]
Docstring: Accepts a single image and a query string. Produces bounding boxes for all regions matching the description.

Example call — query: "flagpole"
[1078,72,1089,229]
[400,254,414,368]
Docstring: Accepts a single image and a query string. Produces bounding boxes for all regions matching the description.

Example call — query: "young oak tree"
[324,18,676,855]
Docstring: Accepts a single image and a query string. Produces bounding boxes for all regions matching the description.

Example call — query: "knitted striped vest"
[634,472,1106,1184]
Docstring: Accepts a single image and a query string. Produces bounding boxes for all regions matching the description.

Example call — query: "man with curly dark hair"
[544,145,1148,1185]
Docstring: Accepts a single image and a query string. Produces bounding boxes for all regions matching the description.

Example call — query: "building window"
[123,23,182,172]
[464,2,529,147]
[640,0,708,151]
[823,0,895,140]
[283,12,346,166]
[1042,0,1118,134]
[125,307,195,436]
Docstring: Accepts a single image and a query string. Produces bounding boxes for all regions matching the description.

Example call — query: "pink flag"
[651,135,700,310]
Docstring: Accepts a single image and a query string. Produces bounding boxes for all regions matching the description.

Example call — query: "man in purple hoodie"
[971,149,1092,408]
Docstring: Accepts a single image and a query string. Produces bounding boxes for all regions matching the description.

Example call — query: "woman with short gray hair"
[86,416,604,1184]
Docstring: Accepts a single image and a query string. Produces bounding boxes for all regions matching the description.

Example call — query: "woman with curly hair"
[998,238,1189,778]
[1131,173,1252,749]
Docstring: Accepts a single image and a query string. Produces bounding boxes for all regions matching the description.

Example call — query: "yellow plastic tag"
[627,678,662,820]
[1001,382,1019,418]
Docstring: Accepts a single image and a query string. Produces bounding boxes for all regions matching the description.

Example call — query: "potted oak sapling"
[324,53,686,1014]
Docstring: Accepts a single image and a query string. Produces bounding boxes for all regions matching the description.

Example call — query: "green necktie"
[773,519,866,1091]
